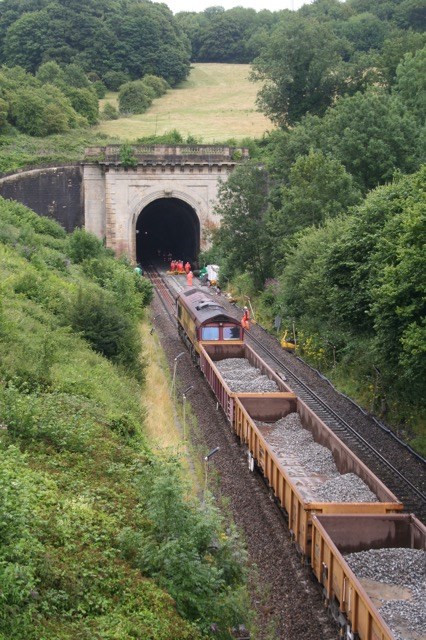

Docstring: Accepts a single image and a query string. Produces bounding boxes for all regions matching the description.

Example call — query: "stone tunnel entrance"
[136,197,200,265]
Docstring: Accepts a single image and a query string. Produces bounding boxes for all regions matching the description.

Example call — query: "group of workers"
[169,259,193,286]
[170,259,191,275]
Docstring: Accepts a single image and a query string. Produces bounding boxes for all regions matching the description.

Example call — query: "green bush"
[65,228,105,263]
[67,286,143,379]
[8,87,68,136]
[93,80,107,98]
[36,61,65,86]
[102,102,119,120]
[64,87,99,125]
[119,458,249,636]
[142,74,169,97]
[118,80,155,114]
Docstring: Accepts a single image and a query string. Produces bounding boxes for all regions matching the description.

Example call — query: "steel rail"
[147,267,425,519]
[245,329,425,518]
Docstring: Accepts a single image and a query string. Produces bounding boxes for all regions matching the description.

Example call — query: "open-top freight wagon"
[199,341,293,422]
[311,513,425,640]
[197,341,403,557]
[175,288,423,640]
[233,394,403,557]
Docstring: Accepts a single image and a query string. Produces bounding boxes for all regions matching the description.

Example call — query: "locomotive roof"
[178,288,240,325]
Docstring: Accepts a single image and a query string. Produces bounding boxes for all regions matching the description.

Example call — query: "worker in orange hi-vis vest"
[184,261,191,274]
[186,270,193,286]
[170,259,176,272]
[241,306,250,330]
[178,260,184,274]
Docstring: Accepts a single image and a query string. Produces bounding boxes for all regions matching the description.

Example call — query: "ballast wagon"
[233,395,404,557]
[199,342,293,422]
[311,513,426,640]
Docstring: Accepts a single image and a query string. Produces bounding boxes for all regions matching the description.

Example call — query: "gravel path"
[151,294,337,640]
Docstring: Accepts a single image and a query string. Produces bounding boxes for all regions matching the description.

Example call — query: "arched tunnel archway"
[136,197,200,265]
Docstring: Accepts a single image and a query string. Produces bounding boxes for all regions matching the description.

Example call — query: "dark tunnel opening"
[136,198,200,265]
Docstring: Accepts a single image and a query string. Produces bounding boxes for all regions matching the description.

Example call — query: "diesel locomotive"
[176,288,243,362]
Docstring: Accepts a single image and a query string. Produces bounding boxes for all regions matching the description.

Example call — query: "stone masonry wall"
[0,166,83,232]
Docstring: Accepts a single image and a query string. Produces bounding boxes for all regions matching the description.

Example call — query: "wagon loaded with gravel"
[199,343,294,422]
[233,394,403,557]
[311,514,426,640]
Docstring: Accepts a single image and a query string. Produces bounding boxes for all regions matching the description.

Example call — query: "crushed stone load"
[256,413,379,503]
[215,357,280,393]
[344,548,426,640]
[314,473,378,503]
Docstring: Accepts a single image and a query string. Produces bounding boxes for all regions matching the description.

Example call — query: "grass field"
[96,63,274,142]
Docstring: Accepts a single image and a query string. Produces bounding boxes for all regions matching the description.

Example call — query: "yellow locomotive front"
[177,288,243,362]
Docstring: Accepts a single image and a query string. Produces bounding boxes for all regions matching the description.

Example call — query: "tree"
[8,85,79,135]
[64,87,99,124]
[266,87,422,193]
[393,46,426,122]
[102,70,130,92]
[368,169,426,395]
[196,8,258,63]
[36,60,65,85]
[336,12,390,51]
[110,3,190,85]
[318,89,422,190]
[276,216,352,335]
[118,81,155,115]
[212,162,272,287]
[251,13,345,126]
[267,150,361,267]
[379,28,425,84]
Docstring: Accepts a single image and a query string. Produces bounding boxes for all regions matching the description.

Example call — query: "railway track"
[245,330,426,519]
[145,265,426,522]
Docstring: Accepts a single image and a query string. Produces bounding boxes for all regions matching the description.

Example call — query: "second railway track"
[146,265,426,522]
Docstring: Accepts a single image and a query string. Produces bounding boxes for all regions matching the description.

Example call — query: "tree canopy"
[0,0,191,86]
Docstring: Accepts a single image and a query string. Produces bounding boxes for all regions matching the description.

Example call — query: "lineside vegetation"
[0,198,250,639]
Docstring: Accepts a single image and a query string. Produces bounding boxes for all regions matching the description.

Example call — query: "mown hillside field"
[97,64,274,142]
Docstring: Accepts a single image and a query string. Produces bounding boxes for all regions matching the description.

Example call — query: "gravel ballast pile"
[215,357,280,393]
[257,413,379,503]
[344,548,426,640]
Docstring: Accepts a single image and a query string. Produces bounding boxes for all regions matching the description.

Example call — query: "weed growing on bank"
[0,197,251,639]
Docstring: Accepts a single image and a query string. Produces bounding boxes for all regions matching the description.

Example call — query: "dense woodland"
[199,0,425,448]
[0,0,425,637]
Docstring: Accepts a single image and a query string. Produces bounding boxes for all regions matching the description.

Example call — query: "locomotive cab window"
[201,326,220,340]
[223,326,241,340]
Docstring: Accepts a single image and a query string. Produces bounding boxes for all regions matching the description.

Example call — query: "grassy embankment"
[0,198,249,639]
[97,63,273,142]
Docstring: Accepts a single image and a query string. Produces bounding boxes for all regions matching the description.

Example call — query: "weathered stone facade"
[0,166,83,232]
[83,145,247,261]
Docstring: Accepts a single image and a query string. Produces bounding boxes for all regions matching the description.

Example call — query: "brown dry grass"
[140,320,184,451]
[97,63,274,142]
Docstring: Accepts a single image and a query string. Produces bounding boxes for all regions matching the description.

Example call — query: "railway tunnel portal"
[136,197,199,264]
[83,145,247,265]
